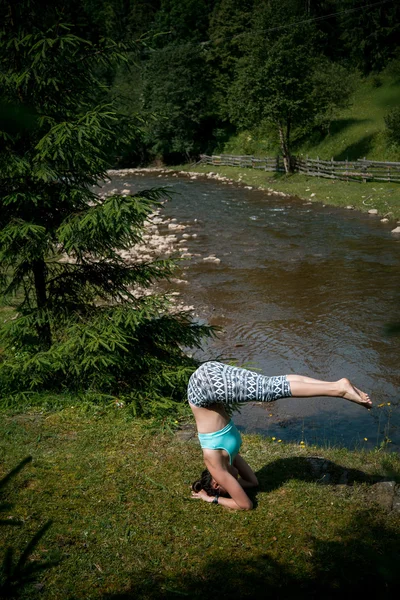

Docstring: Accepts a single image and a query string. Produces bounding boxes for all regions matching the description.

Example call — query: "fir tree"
[0,1,212,412]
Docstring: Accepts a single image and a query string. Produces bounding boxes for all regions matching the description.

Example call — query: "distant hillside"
[221,71,400,162]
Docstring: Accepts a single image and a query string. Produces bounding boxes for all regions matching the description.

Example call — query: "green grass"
[175,163,400,220]
[1,408,400,599]
[221,72,400,162]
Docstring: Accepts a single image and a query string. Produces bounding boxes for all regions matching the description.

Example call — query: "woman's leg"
[286,374,334,384]
[188,362,372,409]
[287,374,372,408]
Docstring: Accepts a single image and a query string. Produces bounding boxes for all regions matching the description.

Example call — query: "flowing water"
[109,173,400,450]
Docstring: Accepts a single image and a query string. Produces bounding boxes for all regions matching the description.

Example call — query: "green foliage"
[207,0,255,121]
[310,59,356,133]
[384,107,400,148]
[151,0,212,46]
[142,42,213,162]
[338,0,400,74]
[0,1,212,413]
[226,1,358,170]
[227,0,320,170]
[101,0,400,162]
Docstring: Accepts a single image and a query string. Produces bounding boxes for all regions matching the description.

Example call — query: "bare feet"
[339,378,372,409]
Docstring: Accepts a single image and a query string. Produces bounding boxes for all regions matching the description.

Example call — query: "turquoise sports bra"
[197,420,242,464]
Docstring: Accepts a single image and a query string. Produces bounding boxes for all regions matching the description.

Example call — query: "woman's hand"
[191,489,215,503]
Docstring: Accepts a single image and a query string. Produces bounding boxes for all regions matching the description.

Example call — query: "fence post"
[317,156,320,178]
[331,157,334,179]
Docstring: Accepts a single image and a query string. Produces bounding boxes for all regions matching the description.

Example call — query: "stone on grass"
[175,424,197,442]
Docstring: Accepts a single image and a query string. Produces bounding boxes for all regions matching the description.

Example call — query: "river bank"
[1,408,400,599]
[115,164,400,223]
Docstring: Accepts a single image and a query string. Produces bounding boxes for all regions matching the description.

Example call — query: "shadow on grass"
[102,509,400,599]
[254,456,378,494]
[293,118,372,153]
[334,134,377,161]
[0,456,32,527]
[0,457,57,598]
[327,118,372,138]
[239,456,385,511]
[102,458,399,599]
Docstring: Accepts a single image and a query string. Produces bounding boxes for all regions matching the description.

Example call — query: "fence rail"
[199,154,400,183]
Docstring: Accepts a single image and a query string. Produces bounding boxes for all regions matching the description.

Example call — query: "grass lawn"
[298,74,400,162]
[174,163,400,221]
[1,408,400,599]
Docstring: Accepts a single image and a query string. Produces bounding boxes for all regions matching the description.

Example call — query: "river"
[107,171,400,451]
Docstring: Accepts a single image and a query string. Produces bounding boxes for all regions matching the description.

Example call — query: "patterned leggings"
[188,361,292,408]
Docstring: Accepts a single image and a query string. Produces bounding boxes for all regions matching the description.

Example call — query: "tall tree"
[228,0,318,171]
[142,42,212,162]
[228,0,353,171]
[207,0,254,121]
[0,1,211,410]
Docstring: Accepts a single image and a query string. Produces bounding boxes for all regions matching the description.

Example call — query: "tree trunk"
[32,260,52,348]
[278,123,293,174]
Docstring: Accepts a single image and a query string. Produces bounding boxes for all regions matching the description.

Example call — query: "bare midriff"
[189,402,230,434]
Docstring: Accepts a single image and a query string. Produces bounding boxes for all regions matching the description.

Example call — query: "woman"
[189,361,372,510]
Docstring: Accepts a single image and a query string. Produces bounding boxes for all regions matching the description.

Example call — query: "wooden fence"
[199,154,400,183]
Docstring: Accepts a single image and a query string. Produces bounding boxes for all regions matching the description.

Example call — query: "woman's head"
[191,469,227,497]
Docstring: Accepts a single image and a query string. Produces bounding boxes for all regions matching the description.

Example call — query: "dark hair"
[191,469,218,497]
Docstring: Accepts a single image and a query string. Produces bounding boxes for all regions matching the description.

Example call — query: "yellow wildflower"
[364,438,368,441]
[387,402,391,406]
[272,437,276,441]
[377,403,385,408]
[278,439,282,443]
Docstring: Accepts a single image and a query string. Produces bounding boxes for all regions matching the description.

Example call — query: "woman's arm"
[233,454,259,489]
[190,452,254,510]
[191,487,252,510]
[205,455,253,510]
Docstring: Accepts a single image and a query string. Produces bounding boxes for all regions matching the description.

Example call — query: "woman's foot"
[339,378,372,409]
